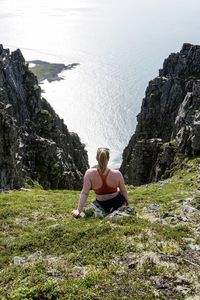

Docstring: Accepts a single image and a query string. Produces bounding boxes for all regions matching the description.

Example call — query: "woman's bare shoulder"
[85,168,97,176]
[110,169,122,176]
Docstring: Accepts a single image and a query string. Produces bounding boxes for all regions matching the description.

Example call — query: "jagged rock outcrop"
[120,43,200,185]
[0,45,88,190]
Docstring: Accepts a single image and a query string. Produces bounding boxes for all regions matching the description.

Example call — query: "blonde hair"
[96,148,110,173]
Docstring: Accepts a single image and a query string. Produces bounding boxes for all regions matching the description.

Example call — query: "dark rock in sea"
[120,43,200,185]
[0,45,88,190]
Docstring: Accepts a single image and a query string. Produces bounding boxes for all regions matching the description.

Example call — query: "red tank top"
[93,169,118,195]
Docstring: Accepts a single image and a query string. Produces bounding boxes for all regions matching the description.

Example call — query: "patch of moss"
[149,92,160,103]
[183,72,200,80]
[40,109,51,117]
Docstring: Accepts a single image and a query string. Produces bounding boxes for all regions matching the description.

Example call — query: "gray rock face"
[121,43,200,185]
[0,45,89,190]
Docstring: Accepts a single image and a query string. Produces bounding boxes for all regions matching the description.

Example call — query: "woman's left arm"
[71,170,91,217]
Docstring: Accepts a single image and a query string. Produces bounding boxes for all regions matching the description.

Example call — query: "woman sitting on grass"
[71,147,129,217]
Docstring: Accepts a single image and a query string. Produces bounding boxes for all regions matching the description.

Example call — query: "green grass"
[0,158,200,299]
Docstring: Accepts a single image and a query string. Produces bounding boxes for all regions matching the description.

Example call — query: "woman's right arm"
[118,171,129,205]
[71,170,92,217]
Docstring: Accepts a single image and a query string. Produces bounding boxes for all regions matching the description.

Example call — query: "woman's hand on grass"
[71,209,80,218]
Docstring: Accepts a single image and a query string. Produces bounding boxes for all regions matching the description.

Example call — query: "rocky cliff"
[120,43,200,185]
[0,45,89,190]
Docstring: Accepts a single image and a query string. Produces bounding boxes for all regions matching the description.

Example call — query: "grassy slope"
[0,158,200,300]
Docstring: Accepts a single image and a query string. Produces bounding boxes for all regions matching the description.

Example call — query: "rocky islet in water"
[27,60,80,83]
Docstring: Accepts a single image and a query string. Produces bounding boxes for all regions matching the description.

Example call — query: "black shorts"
[96,192,125,213]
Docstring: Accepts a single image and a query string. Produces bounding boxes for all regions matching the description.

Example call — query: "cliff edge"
[120,43,200,185]
[0,45,89,190]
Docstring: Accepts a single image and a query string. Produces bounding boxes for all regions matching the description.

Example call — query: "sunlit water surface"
[1,0,200,166]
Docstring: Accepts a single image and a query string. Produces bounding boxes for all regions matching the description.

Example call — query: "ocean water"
[1,0,200,166]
